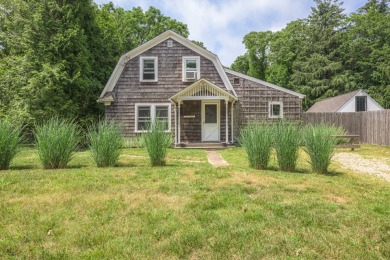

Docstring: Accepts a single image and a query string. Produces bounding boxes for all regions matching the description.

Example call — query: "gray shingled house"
[98,30,304,146]
[307,89,384,113]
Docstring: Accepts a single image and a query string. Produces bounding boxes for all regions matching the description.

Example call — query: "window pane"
[156,106,168,118]
[138,121,150,130]
[205,104,217,123]
[272,104,280,116]
[138,106,151,117]
[356,96,367,112]
[143,59,155,80]
[143,60,155,69]
[186,60,197,69]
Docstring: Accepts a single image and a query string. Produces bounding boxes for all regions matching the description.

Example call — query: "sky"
[93,0,368,66]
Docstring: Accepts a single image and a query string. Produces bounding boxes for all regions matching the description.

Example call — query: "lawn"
[0,146,389,259]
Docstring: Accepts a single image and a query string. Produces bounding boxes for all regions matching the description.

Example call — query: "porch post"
[174,102,177,145]
[231,101,234,143]
[225,99,228,144]
[178,101,181,144]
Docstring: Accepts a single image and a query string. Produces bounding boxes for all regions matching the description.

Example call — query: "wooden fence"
[302,110,390,146]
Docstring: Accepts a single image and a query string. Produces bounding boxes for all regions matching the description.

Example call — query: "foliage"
[89,121,124,167]
[34,118,79,169]
[273,121,301,172]
[303,124,338,174]
[123,135,145,148]
[240,122,273,169]
[0,121,22,170]
[0,1,189,125]
[143,121,172,166]
[230,0,389,110]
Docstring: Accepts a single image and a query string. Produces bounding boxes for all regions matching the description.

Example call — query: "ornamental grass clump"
[0,121,22,170]
[89,121,124,167]
[303,124,338,174]
[274,121,301,172]
[240,122,273,170]
[35,118,79,169]
[143,120,172,166]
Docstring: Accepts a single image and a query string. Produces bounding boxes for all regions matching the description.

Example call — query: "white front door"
[202,101,220,141]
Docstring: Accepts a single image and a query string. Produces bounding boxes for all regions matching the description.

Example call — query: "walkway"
[206,150,229,167]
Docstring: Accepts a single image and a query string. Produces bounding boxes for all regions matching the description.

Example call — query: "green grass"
[0,146,389,259]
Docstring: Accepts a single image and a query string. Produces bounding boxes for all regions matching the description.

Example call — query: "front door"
[202,101,220,141]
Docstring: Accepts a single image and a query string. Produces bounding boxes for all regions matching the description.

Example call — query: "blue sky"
[93,0,368,66]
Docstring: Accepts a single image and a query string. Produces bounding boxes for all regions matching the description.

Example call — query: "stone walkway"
[206,150,229,167]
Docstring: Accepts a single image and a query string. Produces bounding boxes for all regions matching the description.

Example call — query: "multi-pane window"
[356,96,367,112]
[182,56,200,81]
[140,57,158,81]
[269,102,283,118]
[136,104,170,132]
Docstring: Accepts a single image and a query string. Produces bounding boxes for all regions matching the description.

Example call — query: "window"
[182,56,200,81]
[167,40,173,47]
[356,96,367,112]
[233,78,240,85]
[269,102,283,118]
[135,103,171,132]
[140,57,158,82]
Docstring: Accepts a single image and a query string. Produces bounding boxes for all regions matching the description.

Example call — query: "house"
[306,89,384,113]
[98,30,304,145]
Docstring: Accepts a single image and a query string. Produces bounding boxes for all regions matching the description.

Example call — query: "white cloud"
[94,0,367,66]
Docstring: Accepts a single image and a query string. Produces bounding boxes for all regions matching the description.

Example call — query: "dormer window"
[182,56,200,81]
[140,57,158,82]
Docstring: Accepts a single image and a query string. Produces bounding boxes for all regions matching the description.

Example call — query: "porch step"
[174,142,231,150]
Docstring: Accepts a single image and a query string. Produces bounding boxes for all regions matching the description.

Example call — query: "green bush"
[89,121,124,167]
[303,124,338,174]
[274,121,301,172]
[143,121,172,166]
[240,122,273,170]
[35,118,79,169]
[0,121,22,170]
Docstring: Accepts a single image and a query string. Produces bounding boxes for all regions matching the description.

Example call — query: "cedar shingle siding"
[101,31,304,142]
[105,39,225,137]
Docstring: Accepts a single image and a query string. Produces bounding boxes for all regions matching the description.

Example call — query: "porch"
[169,79,237,147]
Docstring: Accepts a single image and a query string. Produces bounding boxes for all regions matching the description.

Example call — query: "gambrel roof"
[99,30,236,99]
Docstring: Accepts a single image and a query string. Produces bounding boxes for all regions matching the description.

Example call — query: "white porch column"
[178,101,181,144]
[225,99,228,144]
[174,102,177,145]
[231,101,234,143]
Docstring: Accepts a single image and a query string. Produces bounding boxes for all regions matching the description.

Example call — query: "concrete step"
[174,142,232,150]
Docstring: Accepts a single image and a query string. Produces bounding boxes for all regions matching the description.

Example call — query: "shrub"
[303,124,338,174]
[143,121,172,166]
[0,121,22,170]
[274,121,301,172]
[35,118,79,169]
[240,122,273,170]
[89,121,124,167]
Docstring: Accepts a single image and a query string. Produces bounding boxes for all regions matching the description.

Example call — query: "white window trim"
[135,103,171,132]
[140,56,158,82]
[182,56,200,82]
[269,101,283,118]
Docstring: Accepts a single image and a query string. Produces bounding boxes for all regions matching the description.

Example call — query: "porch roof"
[169,79,237,103]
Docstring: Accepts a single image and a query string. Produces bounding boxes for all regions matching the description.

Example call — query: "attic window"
[140,57,158,82]
[233,78,240,85]
[356,96,367,111]
[167,40,173,47]
[182,56,200,81]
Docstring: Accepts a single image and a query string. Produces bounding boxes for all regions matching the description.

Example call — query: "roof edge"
[224,68,305,99]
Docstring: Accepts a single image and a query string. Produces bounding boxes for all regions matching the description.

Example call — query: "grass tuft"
[89,121,124,167]
[34,118,79,169]
[303,123,338,174]
[240,122,273,170]
[274,121,301,172]
[0,121,22,170]
[143,121,172,166]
